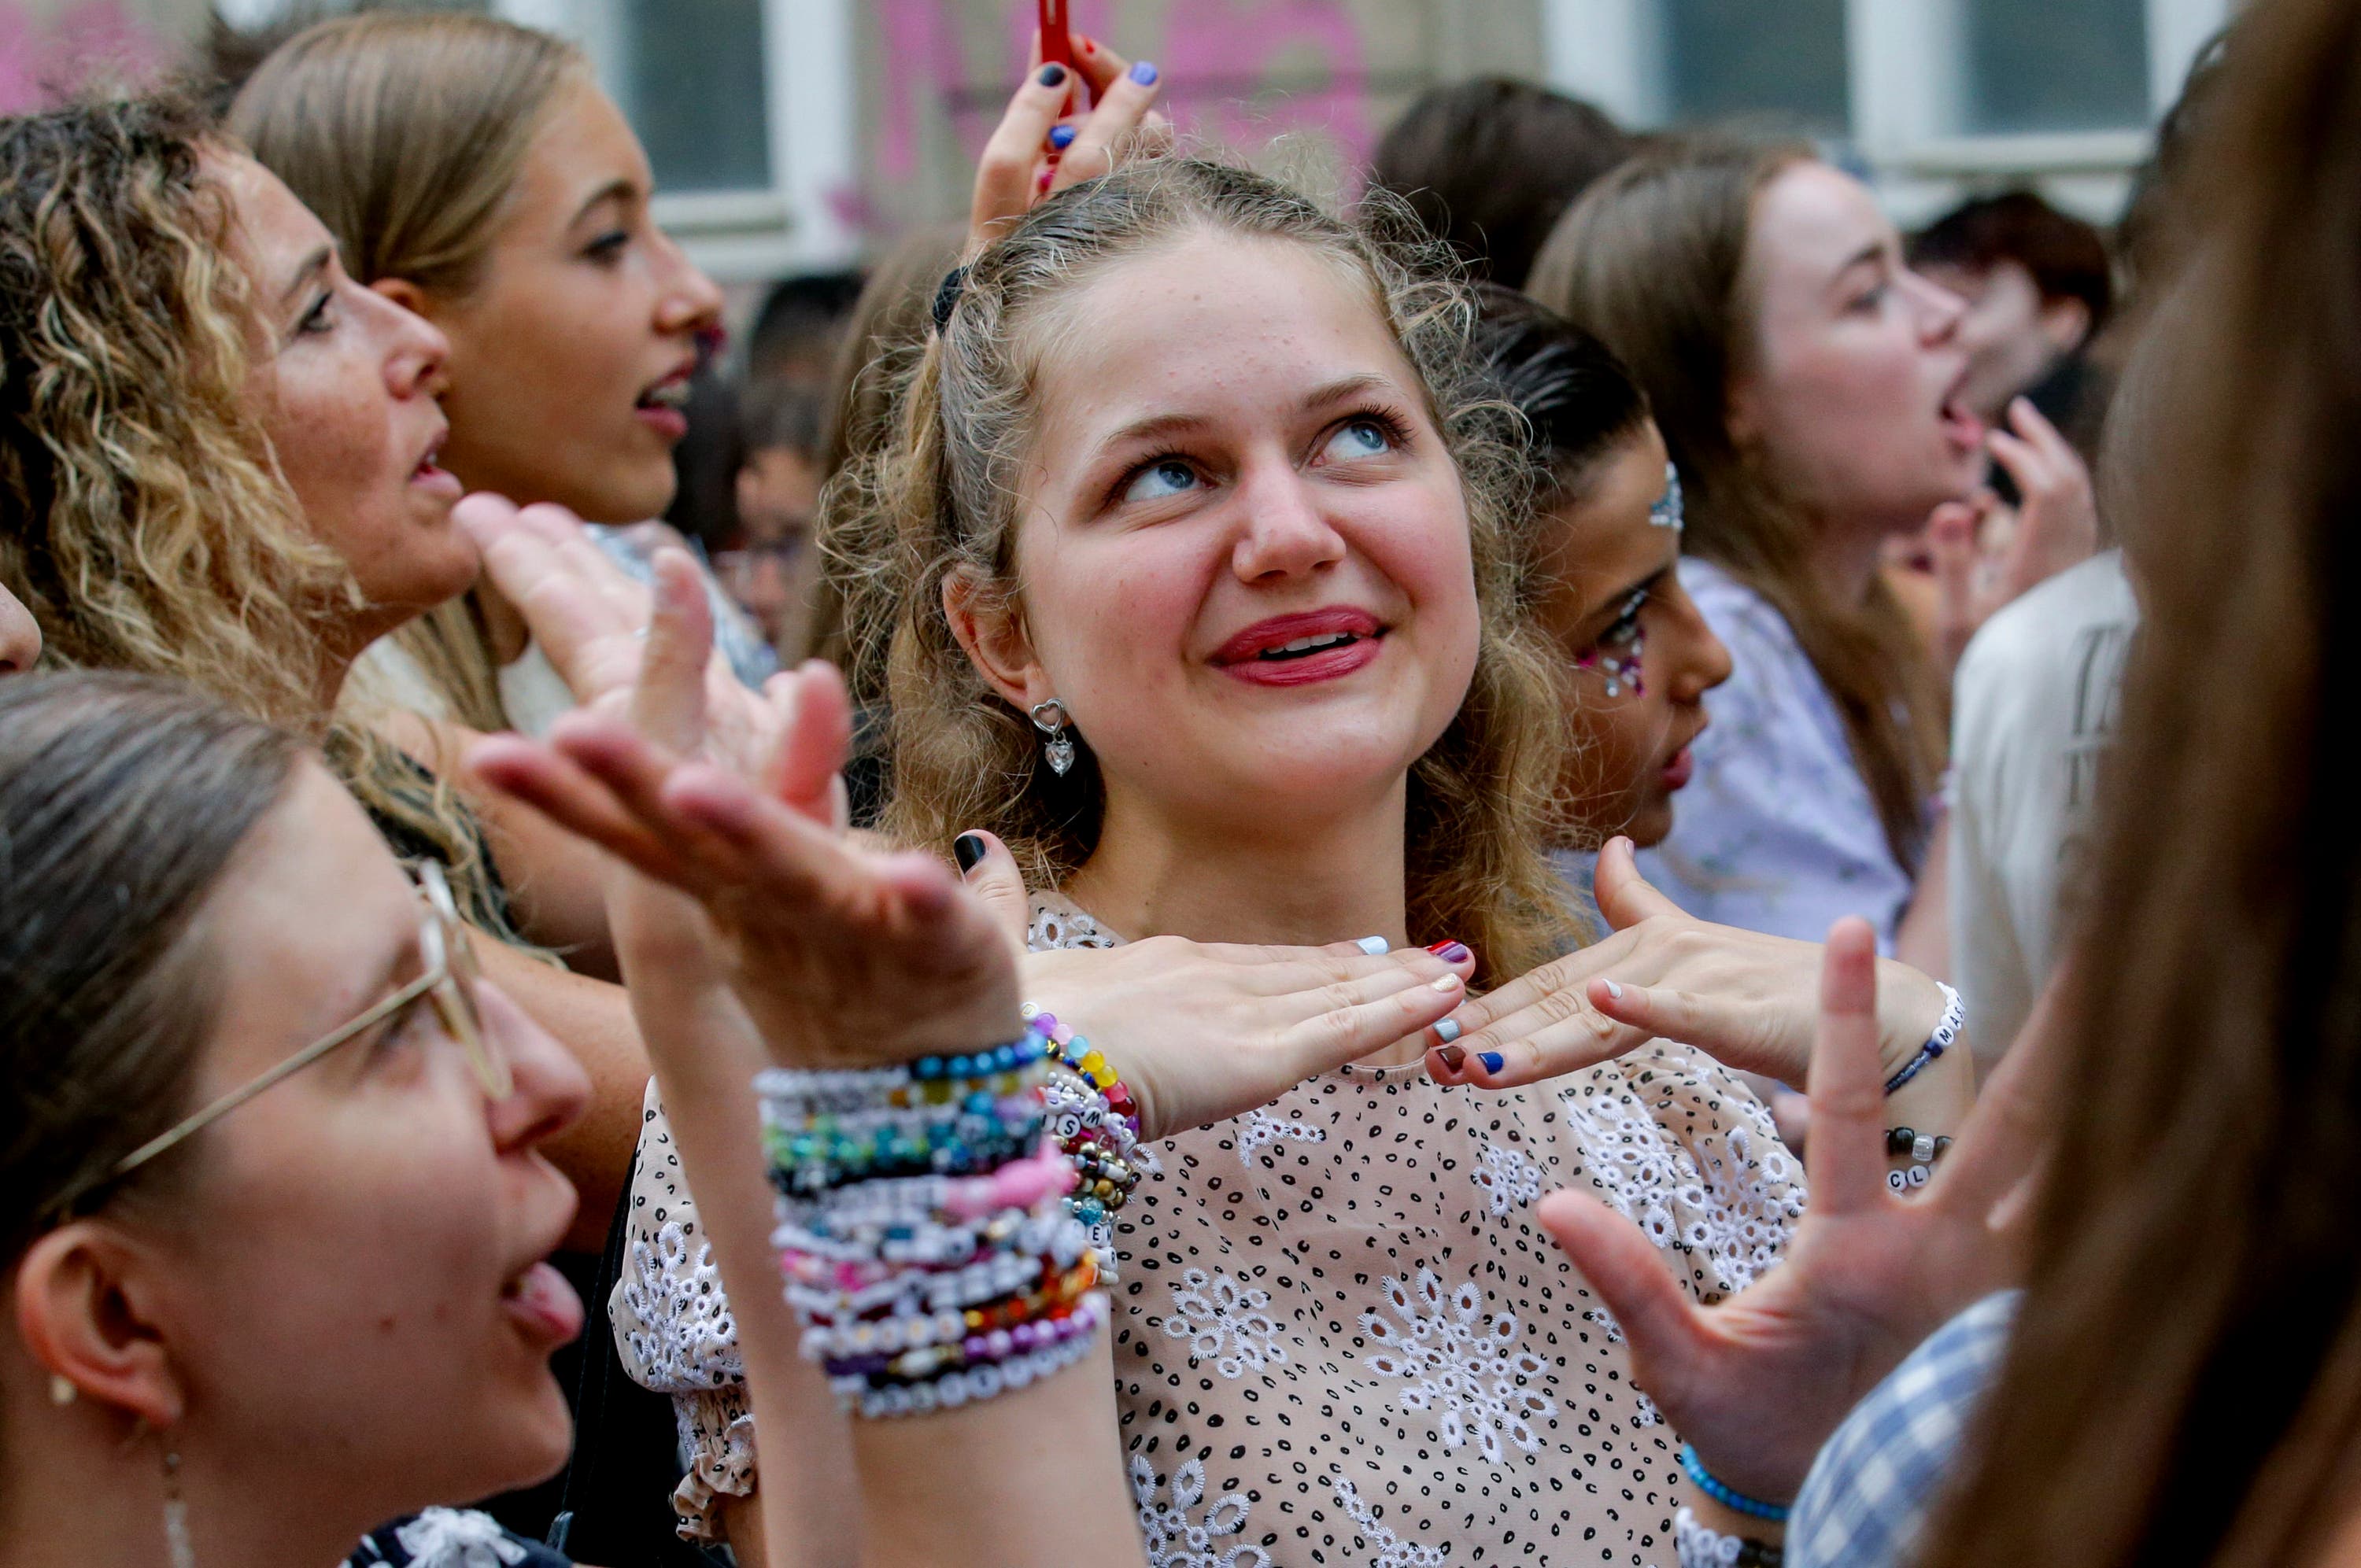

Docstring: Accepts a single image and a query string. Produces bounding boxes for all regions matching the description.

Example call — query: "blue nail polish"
[1356,935,1389,956]
[1048,123,1077,150]
[1479,1051,1505,1074]
[1038,63,1067,87]
[1130,60,1158,86]
[1435,1019,1461,1045]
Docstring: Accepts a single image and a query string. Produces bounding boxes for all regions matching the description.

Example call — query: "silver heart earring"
[1029,698,1077,777]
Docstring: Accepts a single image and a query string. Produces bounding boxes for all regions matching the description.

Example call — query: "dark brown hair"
[1370,77,1635,290]
[0,671,299,1261]
[1908,190,2113,333]
[1921,1,2361,1562]
[1528,141,1942,867]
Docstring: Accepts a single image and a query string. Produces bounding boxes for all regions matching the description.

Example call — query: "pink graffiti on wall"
[0,2,171,116]
[872,0,1374,185]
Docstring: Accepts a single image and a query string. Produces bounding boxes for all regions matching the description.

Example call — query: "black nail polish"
[1037,63,1067,87]
[955,832,988,873]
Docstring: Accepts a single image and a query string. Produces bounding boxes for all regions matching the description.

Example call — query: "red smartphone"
[1038,0,1074,72]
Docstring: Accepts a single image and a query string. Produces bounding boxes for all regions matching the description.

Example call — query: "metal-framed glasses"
[98,860,508,1190]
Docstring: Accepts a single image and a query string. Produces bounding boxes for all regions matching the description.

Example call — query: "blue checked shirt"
[1786,1290,2021,1568]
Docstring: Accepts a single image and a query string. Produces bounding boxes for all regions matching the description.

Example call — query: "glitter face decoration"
[1649,462,1684,532]
[1576,587,1649,699]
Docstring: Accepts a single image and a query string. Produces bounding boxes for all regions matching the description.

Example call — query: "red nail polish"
[1436,1044,1466,1072]
[1426,940,1472,964]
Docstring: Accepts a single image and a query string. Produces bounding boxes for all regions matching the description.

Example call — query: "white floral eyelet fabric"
[615,895,1804,1562]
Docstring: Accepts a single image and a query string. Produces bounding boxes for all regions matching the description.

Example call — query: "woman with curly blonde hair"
[0,94,653,1247]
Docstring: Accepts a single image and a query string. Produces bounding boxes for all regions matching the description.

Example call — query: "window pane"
[619,0,770,192]
[1964,0,2149,132]
[1663,0,1849,134]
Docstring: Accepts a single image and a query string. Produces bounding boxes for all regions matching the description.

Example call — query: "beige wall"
[852,0,1546,235]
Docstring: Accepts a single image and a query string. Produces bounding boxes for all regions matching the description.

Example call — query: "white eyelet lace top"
[612,897,1805,1562]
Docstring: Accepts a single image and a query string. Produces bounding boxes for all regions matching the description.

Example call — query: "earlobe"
[13,1223,186,1430]
[942,568,1046,711]
[2038,297,2093,355]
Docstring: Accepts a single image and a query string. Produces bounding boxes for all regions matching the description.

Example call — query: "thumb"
[632,548,715,754]
[1594,836,1686,929]
[1534,1188,1710,1370]
[953,828,1034,948]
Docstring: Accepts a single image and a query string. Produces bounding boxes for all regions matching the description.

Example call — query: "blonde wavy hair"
[832,158,1578,982]
[0,94,504,928]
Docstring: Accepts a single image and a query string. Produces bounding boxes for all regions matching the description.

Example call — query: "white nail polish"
[1432,974,1461,993]
[1605,980,1624,1000]
[1435,1018,1461,1043]
[1356,935,1389,955]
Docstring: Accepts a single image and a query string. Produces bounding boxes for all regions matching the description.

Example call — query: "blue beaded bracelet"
[1882,981,1964,1095]
[1678,1443,1791,1523]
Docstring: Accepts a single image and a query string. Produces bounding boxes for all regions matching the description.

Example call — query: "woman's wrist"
[1871,961,1961,1078]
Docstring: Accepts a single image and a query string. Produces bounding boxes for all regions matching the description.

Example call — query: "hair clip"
[931,265,972,333]
[1649,462,1684,531]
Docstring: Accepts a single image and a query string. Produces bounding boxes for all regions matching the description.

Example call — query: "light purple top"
[1636,558,1917,951]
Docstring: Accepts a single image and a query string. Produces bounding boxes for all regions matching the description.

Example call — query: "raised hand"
[949,834,1476,1141]
[471,552,1011,1068]
[456,493,828,797]
[970,31,1166,247]
[1425,838,1960,1094]
[1930,397,2101,678]
[1534,918,2049,1504]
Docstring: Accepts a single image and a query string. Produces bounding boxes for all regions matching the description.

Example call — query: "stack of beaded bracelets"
[1024,1002,1145,1280]
[1673,1506,1783,1568]
[1883,1125,1953,1194]
[756,1024,1110,1419]
[1882,981,1965,1094]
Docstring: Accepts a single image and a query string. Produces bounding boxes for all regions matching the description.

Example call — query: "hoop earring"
[1029,698,1077,777]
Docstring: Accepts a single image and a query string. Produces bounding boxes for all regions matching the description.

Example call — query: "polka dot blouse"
[614,897,1805,1563]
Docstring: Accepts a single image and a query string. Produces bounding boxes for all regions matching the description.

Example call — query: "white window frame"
[1545,0,2233,220]
[493,0,859,281]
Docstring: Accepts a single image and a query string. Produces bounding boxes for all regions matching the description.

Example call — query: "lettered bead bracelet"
[759,1022,1110,1418]
[1882,981,1965,1094]
[1023,1002,1145,1277]
[1673,1506,1783,1567]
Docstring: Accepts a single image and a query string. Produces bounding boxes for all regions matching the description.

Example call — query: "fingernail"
[1038,63,1067,87]
[1479,1051,1505,1074]
[1356,935,1389,956]
[1081,35,1099,53]
[1605,980,1624,999]
[1434,1019,1461,1045]
[1129,60,1158,85]
[1426,940,1472,964]
[1036,167,1054,193]
[1048,123,1077,150]
[954,833,987,874]
[1435,1044,1466,1071]
[1432,973,1462,993]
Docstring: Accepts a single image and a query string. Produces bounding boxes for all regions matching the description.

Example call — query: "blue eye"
[1323,419,1395,461]
[1122,459,1201,504]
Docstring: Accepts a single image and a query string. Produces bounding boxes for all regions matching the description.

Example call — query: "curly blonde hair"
[0,94,342,725]
[832,159,1577,982]
[0,95,504,928]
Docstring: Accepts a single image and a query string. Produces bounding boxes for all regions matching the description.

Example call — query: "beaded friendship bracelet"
[1882,981,1964,1095]
[1678,1444,1791,1523]
[1673,1505,1784,1567]
[761,1016,1144,1419]
[1883,1124,1954,1194]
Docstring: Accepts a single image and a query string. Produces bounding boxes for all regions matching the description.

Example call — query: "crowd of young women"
[3,0,2359,1564]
